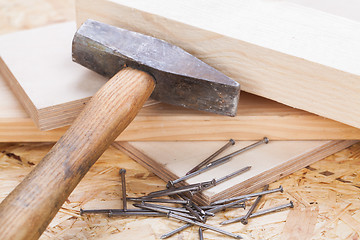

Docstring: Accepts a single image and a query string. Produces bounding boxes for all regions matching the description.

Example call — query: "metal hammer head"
[72,19,240,116]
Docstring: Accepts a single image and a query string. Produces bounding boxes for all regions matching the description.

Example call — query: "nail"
[216,166,251,185]
[240,184,269,225]
[199,227,204,240]
[145,185,201,198]
[186,139,235,175]
[119,169,127,211]
[108,210,166,217]
[220,201,294,225]
[150,179,214,196]
[208,197,250,214]
[134,203,190,214]
[134,204,198,221]
[160,223,192,239]
[80,208,152,215]
[159,199,249,239]
[184,204,204,222]
[168,212,243,239]
[211,185,283,205]
[168,137,268,187]
[127,197,189,205]
[200,203,246,211]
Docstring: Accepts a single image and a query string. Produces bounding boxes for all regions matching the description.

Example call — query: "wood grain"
[75,0,360,128]
[0,68,154,240]
[1,71,360,141]
[1,22,360,140]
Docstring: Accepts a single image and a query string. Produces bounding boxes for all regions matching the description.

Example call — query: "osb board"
[0,142,359,239]
[114,140,358,205]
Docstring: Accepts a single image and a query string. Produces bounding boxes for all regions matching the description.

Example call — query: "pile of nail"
[80,138,294,239]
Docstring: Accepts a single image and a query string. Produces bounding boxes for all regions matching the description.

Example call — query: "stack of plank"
[0,0,360,205]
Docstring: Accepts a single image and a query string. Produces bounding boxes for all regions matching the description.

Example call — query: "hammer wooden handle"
[0,68,155,240]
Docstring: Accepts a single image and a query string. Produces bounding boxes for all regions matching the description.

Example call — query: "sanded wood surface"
[1,19,360,140]
[1,67,360,141]
[0,142,359,239]
[0,68,155,240]
[75,0,360,129]
[114,140,358,205]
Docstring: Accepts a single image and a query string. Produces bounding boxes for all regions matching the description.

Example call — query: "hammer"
[0,20,240,239]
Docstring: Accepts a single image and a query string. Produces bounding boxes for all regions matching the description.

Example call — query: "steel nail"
[145,185,201,198]
[200,203,246,210]
[168,212,243,239]
[108,210,166,217]
[186,139,235,175]
[134,202,190,214]
[199,227,204,240]
[149,179,214,196]
[134,203,198,221]
[160,223,192,239]
[127,197,189,205]
[119,168,127,211]
[211,185,283,205]
[241,184,269,225]
[160,198,250,239]
[220,201,294,225]
[184,204,204,222]
[80,208,152,215]
[168,137,268,187]
[208,197,250,214]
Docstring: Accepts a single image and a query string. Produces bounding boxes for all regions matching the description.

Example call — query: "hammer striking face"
[72,19,240,116]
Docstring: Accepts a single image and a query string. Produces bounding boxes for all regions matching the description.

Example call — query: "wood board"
[113,140,358,205]
[1,23,360,141]
[75,0,360,129]
[0,22,107,130]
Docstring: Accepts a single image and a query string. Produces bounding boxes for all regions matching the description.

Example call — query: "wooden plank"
[0,22,107,130]
[75,0,360,128]
[1,24,360,141]
[113,140,359,205]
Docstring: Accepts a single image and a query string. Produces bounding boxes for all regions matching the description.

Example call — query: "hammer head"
[72,19,240,116]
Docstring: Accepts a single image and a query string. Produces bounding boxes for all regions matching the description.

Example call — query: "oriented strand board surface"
[76,0,360,128]
[0,142,359,239]
[114,140,358,204]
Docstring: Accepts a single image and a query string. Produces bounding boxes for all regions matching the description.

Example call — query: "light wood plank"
[1,21,360,141]
[113,140,358,205]
[75,0,360,128]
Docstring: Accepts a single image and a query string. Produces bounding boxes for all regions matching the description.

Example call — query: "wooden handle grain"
[0,67,155,240]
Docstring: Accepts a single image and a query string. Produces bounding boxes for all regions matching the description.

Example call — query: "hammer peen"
[0,19,240,240]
